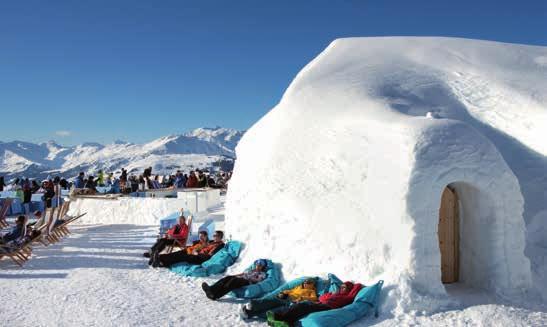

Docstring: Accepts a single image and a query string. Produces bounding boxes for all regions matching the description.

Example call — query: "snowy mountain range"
[0,127,244,180]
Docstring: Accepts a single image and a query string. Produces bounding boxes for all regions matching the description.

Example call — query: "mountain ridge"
[0,127,244,180]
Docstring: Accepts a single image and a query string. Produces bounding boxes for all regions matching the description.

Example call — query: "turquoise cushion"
[299,280,384,327]
[168,241,242,277]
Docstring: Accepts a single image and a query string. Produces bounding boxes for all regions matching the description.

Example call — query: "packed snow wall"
[225,37,542,311]
[68,198,187,225]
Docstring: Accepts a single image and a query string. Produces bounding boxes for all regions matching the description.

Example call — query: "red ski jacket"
[166,223,188,240]
[318,283,363,309]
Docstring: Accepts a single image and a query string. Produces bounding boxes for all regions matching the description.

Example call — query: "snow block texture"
[299,280,384,327]
[169,241,241,277]
[226,37,540,312]
[229,259,282,299]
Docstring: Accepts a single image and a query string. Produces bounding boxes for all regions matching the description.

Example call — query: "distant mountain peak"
[0,127,244,180]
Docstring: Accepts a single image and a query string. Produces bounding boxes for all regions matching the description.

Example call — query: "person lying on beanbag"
[202,259,268,300]
[240,278,318,319]
[267,281,363,327]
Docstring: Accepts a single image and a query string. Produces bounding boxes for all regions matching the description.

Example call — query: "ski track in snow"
[1,223,546,326]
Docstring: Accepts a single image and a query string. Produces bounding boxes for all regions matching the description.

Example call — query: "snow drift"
[225,37,547,312]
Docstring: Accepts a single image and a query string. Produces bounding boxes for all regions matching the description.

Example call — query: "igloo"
[226,37,540,309]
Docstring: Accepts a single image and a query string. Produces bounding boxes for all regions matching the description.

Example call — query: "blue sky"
[1,0,546,145]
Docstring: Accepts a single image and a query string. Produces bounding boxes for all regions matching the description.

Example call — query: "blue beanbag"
[299,280,384,327]
[169,241,242,277]
[262,273,343,300]
[229,259,282,299]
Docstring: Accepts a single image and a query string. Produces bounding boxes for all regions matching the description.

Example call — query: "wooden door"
[438,186,460,283]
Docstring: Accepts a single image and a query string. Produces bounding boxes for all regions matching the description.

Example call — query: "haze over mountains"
[0,127,244,180]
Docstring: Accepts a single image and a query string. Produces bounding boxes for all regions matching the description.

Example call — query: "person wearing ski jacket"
[74,173,85,189]
[185,171,198,188]
[318,281,363,308]
[152,231,225,268]
[96,170,105,186]
[0,216,26,244]
[270,281,364,326]
[279,282,318,302]
[240,278,318,320]
[144,213,189,260]
[174,173,184,188]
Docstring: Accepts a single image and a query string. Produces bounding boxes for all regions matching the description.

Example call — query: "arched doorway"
[438,186,459,284]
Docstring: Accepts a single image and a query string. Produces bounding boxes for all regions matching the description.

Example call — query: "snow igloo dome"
[226,37,543,310]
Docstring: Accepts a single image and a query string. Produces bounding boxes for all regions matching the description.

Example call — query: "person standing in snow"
[197,170,207,188]
[181,173,188,187]
[119,168,128,191]
[143,167,152,179]
[174,171,184,189]
[43,179,55,209]
[84,176,97,192]
[53,176,61,208]
[31,180,40,193]
[59,178,68,190]
[96,170,105,186]
[22,178,32,216]
[185,171,198,188]
[0,176,4,192]
[74,172,86,189]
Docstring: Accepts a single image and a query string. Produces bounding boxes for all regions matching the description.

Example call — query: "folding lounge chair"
[47,201,71,240]
[48,202,87,241]
[43,207,61,244]
[166,215,192,254]
[50,202,70,237]
[29,223,51,247]
[0,244,28,267]
[53,212,87,236]
[0,225,32,267]
[0,198,14,228]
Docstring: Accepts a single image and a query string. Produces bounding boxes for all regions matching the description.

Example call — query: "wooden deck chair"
[29,210,51,246]
[51,202,70,237]
[0,245,26,267]
[44,207,62,244]
[48,202,86,239]
[54,212,86,234]
[166,215,192,254]
[0,225,32,267]
[0,198,14,228]
[1,238,35,267]
[29,223,51,247]
[50,201,70,239]
[56,201,73,236]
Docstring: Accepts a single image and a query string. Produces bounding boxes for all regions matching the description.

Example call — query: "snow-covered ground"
[1,201,546,326]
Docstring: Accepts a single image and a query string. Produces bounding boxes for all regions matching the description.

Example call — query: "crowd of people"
[72,167,232,194]
[0,167,232,198]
